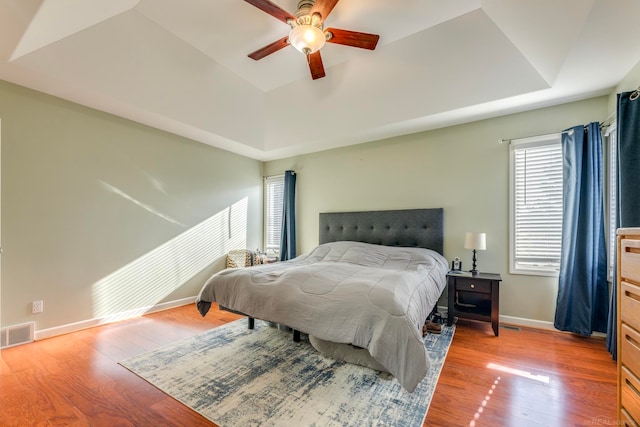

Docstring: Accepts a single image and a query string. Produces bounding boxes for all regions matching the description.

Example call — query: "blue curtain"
[606,90,640,359]
[279,170,297,261]
[554,122,608,336]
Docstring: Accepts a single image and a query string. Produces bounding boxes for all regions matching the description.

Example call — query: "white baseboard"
[34,297,196,341]
[498,314,555,331]
[437,304,555,329]
[35,300,607,341]
[436,305,606,338]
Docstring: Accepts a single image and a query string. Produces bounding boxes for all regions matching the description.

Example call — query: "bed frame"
[242,208,444,341]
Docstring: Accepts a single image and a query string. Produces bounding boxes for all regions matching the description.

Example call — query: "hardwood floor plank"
[0,305,616,426]
[150,397,216,427]
[8,369,86,426]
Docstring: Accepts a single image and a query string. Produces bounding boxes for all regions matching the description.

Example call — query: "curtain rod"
[598,85,639,127]
[501,113,620,144]
[600,111,616,128]
[499,132,561,144]
[500,85,638,144]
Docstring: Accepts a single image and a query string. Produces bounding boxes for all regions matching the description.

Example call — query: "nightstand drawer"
[455,278,491,293]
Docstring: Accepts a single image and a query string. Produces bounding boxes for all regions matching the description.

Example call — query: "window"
[509,134,563,275]
[264,174,284,257]
[606,122,617,279]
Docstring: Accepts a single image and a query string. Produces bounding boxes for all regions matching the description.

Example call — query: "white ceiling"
[1,0,639,161]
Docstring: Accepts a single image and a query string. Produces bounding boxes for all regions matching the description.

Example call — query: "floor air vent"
[500,324,521,331]
[1,322,35,349]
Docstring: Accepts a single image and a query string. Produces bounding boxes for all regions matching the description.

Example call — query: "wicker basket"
[226,250,255,268]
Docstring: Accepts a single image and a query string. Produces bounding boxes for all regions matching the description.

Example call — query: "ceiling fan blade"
[248,36,290,60]
[244,0,295,24]
[310,0,339,23]
[325,28,380,50]
[308,51,326,80]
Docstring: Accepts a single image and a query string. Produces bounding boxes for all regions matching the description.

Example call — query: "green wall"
[0,74,616,334]
[610,59,640,113]
[0,80,263,333]
[264,96,609,324]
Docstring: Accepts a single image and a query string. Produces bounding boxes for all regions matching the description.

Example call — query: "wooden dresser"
[618,228,640,425]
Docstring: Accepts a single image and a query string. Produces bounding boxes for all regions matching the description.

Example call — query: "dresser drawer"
[622,366,640,421]
[621,408,639,427]
[622,239,640,283]
[622,282,640,330]
[455,278,490,293]
[622,324,640,379]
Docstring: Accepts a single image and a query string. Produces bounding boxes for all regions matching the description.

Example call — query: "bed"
[196,208,448,392]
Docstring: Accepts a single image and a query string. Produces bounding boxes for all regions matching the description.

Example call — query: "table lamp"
[464,232,486,275]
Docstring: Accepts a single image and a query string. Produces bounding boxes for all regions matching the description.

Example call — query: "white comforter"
[196,241,449,392]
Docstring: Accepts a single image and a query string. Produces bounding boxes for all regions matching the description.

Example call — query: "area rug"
[120,319,455,427]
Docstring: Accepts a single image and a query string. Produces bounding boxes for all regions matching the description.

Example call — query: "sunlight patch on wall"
[91,197,248,320]
[100,181,185,226]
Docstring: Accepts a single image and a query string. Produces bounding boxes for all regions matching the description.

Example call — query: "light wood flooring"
[0,304,617,426]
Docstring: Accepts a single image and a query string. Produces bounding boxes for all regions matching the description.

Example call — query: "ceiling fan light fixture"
[289,23,326,55]
[245,0,379,80]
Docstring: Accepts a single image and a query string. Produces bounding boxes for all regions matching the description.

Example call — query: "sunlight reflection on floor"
[469,376,501,427]
[487,362,550,384]
[469,363,555,426]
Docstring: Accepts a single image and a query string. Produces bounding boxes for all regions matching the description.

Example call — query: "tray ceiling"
[1,0,639,160]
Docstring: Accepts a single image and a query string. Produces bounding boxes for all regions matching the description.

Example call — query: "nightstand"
[447,272,502,336]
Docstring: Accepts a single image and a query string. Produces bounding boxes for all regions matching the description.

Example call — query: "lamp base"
[470,249,479,275]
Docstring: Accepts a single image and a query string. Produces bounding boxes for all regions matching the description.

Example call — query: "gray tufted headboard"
[319,208,443,254]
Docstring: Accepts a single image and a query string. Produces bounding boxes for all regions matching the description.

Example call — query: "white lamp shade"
[464,232,486,250]
[289,24,326,54]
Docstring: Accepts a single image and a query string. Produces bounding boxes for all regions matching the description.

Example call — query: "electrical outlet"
[32,300,44,314]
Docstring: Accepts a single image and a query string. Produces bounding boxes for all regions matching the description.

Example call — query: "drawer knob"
[470,284,475,289]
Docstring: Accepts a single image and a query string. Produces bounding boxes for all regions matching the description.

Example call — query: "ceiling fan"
[244,0,380,80]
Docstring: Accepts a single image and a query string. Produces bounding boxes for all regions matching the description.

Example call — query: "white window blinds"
[510,135,563,275]
[264,175,284,255]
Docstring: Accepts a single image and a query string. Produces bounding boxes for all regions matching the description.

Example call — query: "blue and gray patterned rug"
[120,319,455,427]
